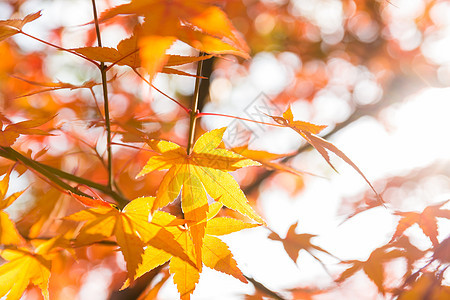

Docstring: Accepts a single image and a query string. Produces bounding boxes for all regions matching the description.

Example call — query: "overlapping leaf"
[337,245,405,294]
[0,116,54,147]
[99,0,249,78]
[0,237,65,300]
[65,196,191,281]
[125,202,255,299]
[0,11,41,42]
[390,200,450,246]
[268,106,382,202]
[0,171,25,245]
[398,272,450,299]
[73,33,213,77]
[137,128,263,267]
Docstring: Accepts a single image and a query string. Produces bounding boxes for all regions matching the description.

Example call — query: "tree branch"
[0,147,129,207]
[91,0,114,189]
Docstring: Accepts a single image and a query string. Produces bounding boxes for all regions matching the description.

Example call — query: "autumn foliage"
[0,0,449,299]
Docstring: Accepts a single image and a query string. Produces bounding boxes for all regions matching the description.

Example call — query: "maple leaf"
[99,1,249,78]
[0,11,41,42]
[431,235,450,264]
[337,245,405,294]
[125,202,254,299]
[390,200,450,246]
[0,236,66,300]
[138,269,170,300]
[268,106,382,203]
[268,222,336,268]
[11,76,102,98]
[0,171,25,245]
[397,272,450,300]
[18,189,63,239]
[73,32,213,78]
[0,116,54,147]
[391,236,427,278]
[137,128,263,268]
[232,144,322,177]
[65,196,192,282]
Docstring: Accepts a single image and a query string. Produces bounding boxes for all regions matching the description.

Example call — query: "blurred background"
[0,0,449,299]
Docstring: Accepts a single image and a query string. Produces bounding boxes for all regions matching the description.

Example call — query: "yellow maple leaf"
[0,171,25,245]
[137,128,263,268]
[0,236,66,300]
[125,203,257,299]
[65,196,192,282]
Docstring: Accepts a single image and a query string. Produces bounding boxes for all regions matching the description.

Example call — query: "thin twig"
[91,0,114,189]
[19,30,100,66]
[132,68,190,113]
[105,49,140,71]
[196,112,285,128]
[186,52,205,155]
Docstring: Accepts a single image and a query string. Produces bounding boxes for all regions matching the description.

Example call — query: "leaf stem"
[187,52,205,155]
[105,49,139,71]
[196,112,285,128]
[19,30,100,66]
[91,0,113,190]
[132,68,190,113]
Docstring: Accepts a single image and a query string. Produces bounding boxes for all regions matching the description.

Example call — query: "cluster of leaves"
[0,0,449,299]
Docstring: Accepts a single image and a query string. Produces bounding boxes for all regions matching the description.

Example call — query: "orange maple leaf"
[232,144,322,178]
[268,222,336,268]
[0,116,54,147]
[391,200,450,246]
[12,76,102,98]
[99,1,249,78]
[73,32,213,77]
[0,11,41,42]
[337,245,405,294]
[397,272,450,299]
[268,106,382,203]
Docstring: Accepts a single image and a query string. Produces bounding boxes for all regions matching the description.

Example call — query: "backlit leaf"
[391,200,450,246]
[0,237,62,300]
[0,11,41,42]
[268,106,382,203]
[0,116,54,147]
[0,171,24,245]
[66,197,192,282]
